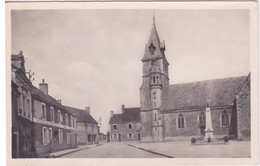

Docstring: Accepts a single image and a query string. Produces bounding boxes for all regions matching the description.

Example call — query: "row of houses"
[11,51,99,158]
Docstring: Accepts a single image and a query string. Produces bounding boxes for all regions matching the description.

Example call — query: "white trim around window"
[50,107,54,122]
[113,124,117,130]
[127,123,133,130]
[58,110,61,124]
[42,103,46,120]
[58,129,63,144]
[42,127,49,145]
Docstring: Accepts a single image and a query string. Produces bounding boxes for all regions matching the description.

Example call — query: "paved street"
[59,142,165,158]
[59,140,250,158]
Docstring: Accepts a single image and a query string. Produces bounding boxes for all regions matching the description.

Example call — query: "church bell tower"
[140,17,169,142]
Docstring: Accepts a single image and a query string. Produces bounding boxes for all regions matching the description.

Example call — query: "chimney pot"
[122,104,125,114]
[39,79,48,95]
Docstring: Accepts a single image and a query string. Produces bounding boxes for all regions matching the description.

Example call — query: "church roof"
[160,75,248,111]
[109,107,141,124]
[64,106,98,124]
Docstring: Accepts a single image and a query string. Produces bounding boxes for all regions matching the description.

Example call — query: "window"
[27,99,30,118]
[154,113,157,121]
[221,110,229,127]
[65,114,68,126]
[154,102,156,108]
[92,124,94,131]
[153,92,156,99]
[178,114,185,128]
[70,116,73,127]
[199,112,206,126]
[113,124,117,130]
[66,133,71,144]
[42,127,48,145]
[42,103,46,120]
[58,110,61,124]
[50,107,54,122]
[58,129,63,144]
[128,123,132,130]
[23,96,26,116]
[74,117,77,128]
[149,43,156,55]
[153,76,156,84]
[128,133,133,139]
[18,95,22,114]
[49,128,53,144]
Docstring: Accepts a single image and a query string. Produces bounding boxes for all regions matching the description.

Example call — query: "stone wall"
[140,111,153,142]
[163,108,232,140]
[236,76,250,140]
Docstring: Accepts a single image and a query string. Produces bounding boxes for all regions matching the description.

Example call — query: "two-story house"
[64,106,99,145]
[31,80,77,156]
[109,105,141,141]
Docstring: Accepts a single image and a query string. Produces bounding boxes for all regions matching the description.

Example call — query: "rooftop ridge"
[170,75,248,87]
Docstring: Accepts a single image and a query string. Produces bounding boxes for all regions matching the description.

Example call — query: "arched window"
[178,114,185,128]
[153,92,156,99]
[153,76,155,84]
[221,110,229,127]
[199,112,206,126]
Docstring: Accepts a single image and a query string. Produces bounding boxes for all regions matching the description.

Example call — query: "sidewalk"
[128,140,250,158]
[42,144,103,158]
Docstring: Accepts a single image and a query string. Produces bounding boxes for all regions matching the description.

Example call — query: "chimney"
[39,79,48,95]
[110,111,113,117]
[57,100,61,104]
[85,107,90,114]
[122,104,125,114]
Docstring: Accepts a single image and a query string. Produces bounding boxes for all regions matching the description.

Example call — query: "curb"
[49,144,103,158]
[128,144,173,158]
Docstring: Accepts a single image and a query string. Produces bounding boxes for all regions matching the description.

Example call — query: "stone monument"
[204,106,214,139]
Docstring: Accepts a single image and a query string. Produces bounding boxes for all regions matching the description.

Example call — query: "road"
[59,142,165,158]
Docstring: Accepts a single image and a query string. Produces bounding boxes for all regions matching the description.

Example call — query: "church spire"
[142,15,166,61]
[153,12,155,27]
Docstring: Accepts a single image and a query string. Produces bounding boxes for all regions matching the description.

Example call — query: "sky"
[11,9,250,133]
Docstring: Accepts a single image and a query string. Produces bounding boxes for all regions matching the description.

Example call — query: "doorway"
[118,134,122,142]
[12,132,19,158]
[137,132,141,141]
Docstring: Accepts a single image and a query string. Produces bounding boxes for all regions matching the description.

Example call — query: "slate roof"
[109,114,122,124]
[64,106,98,124]
[31,86,64,109]
[109,107,141,124]
[160,76,248,111]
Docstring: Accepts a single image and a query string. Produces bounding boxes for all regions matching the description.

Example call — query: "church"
[139,19,251,142]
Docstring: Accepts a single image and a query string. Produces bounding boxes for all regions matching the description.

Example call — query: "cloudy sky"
[11,9,250,132]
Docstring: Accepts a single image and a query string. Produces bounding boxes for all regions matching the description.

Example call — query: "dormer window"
[149,43,156,55]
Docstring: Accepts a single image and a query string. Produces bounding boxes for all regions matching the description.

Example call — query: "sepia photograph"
[5,1,258,165]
